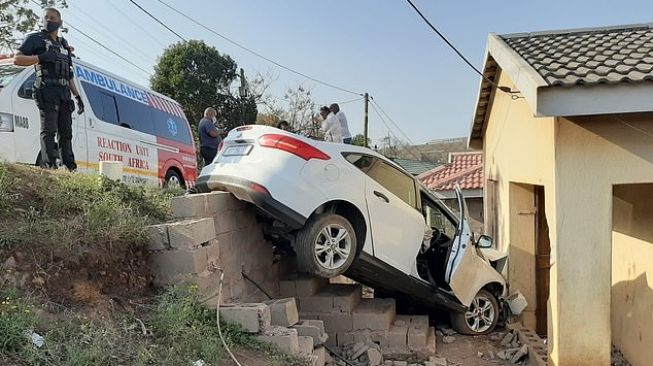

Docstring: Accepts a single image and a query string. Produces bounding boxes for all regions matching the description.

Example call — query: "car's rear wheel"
[295,213,357,278]
[451,289,499,335]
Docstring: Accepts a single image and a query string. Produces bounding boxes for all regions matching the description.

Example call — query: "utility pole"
[363,93,369,148]
[238,68,248,125]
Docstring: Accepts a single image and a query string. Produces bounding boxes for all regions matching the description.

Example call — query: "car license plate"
[223,145,253,156]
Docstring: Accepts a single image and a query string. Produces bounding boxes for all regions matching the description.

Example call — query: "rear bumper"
[194,174,307,229]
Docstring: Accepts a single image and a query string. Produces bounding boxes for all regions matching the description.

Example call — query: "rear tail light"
[258,134,330,161]
[218,140,225,153]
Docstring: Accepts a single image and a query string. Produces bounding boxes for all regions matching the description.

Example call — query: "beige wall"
[483,66,653,365]
[482,70,557,331]
[612,184,653,366]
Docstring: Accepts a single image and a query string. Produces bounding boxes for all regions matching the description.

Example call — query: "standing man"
[198,107,223,165]
[319,106,342,143]
[330,103,352,144]
[13,7,83,170]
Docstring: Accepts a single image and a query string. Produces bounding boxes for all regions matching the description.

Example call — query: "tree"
[351,134,370,147]
[150,40,257,157]
[0,0,67,52]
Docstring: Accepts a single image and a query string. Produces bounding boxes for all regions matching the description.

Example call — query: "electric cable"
[405,0,517,94]
[156,0,363,97]
[127,0,186,41]
[216,269,244,366]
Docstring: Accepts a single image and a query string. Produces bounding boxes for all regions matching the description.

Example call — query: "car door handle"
[373,190,389,203]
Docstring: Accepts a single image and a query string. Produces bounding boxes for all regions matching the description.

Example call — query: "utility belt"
[35,78,69,88]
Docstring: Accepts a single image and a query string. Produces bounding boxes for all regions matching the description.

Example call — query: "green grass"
[0,163,182,259]
[0,286,308,366]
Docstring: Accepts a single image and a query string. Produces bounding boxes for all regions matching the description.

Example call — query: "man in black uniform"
[13,7,84,170]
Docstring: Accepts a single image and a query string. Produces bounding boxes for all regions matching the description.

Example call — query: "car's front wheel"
[451,289,500,335]
[295,213,357,278]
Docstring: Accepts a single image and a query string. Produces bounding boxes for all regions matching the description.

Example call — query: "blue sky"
[46,0,653,146]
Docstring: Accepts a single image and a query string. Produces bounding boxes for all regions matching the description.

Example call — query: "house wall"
[483,66,653,365]
[612,184,653,366]
[482,70,557,331]
[551,113,653,366]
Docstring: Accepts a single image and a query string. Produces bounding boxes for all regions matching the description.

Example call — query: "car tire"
[451,289,500,335]
[295,213,357,278]
[164,169,184,189]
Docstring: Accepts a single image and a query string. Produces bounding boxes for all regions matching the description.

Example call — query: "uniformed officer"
[13,7,84,170]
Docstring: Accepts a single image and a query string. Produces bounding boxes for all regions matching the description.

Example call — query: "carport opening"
[611,183,653,366]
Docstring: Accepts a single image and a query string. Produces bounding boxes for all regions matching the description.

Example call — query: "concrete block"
[367,347,383,366]
[293,320,326,347]
[305,319,326,334]
[256,326,299,355]
[298,335,314,357]
[264,298,299,327]
[313,346,326,366]
[204,191,234,216]
[352,298,396,331]
[296,276,328,297]
[393,314,411,327]
[408,320,428,350]
[220,303,271,333]
[319,311,353,332]
[386,325,409,351]
[336,332,355,347]
[149,243,220,285]
[166,218,216,250]
[172,194,208,219]
[145,224,169,251]
[298,293,334,314]
[429,357,448,366]
[325,332,337,348]
[328,284,363,312]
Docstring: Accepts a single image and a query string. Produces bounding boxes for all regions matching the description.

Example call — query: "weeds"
[0,286,308,366]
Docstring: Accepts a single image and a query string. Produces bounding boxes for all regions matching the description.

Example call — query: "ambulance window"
[115,97,154,134]
[17,72,36,99]
[99,92,118,124]
[152,108,192,145]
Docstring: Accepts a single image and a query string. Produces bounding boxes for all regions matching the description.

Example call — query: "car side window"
[424,200,457,236]
[99,92,119,125]
[17,72,36,99]
[345,153,417,208]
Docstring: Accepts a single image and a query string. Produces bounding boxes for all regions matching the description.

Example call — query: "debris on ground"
[611,345,632,366]
[442,336,456,344]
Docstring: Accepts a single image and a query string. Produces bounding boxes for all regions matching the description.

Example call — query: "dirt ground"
[434,330,515,366]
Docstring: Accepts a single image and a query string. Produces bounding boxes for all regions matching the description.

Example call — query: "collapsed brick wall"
[147,192,292,305]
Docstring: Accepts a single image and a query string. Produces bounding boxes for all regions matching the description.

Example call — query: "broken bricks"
[219,303,271,333]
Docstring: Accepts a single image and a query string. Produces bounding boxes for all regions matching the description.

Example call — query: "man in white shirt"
[319,106,343,143]
[330,103,352,144]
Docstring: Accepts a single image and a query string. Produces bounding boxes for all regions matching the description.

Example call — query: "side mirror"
[476,235,493,249]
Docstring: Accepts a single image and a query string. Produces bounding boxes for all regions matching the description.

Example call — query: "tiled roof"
[501,24,653,87]
[418,152,483,191]
[390,158,439,176]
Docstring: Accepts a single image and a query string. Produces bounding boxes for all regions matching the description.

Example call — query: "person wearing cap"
[330,103,352,144]
[319,106,342,143]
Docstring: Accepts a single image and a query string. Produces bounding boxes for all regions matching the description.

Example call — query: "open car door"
[444,186,505,307]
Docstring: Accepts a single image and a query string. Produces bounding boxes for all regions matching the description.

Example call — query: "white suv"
[196,125,508,334]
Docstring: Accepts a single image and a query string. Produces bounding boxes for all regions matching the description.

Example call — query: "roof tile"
[418,152,484,191]
[501,24,653,87]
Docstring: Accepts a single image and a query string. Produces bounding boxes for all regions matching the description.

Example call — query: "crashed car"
[195,125,509,334]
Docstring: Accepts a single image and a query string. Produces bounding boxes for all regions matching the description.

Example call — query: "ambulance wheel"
[164,170,184,189]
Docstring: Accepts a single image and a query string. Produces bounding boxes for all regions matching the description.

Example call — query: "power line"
[66,22,152,76]
[369,102,423,162]
[127,0,186,41]
[156,0,363,97]
[103,0,169,48]
[370,97,416,145]
[404,0,515,94]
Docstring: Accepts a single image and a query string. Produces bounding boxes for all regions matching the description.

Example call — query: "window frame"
[342,152,419,209]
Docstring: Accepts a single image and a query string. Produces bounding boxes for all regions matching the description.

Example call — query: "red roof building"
[418,151,483,193]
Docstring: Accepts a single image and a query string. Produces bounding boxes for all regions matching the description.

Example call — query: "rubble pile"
[611,345,631,366]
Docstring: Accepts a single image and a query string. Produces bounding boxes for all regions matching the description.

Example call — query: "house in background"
[418,151,484,233]
[470,23,653,366]
[390,157,438,176]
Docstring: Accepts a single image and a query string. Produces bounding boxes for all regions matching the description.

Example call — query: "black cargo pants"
[35,85,76,170]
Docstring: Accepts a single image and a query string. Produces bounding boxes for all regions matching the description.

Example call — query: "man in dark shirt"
[198,107,223,166]
[13,7,84,170]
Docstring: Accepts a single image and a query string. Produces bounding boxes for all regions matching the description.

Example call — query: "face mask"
[43,20,61,33]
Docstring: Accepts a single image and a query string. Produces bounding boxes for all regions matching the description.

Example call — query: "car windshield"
[0,64,24,88]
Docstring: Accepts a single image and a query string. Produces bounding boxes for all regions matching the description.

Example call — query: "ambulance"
[0,55,197,187]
